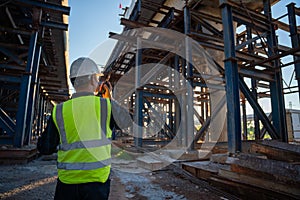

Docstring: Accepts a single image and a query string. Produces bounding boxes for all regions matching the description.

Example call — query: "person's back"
[38,57,112,200]
[53,95,112,184]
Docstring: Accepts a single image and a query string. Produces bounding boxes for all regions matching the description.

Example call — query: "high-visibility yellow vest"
[52,95,112,184]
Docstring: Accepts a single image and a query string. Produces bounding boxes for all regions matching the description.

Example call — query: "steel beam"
[251,79,260,140]
[191,14,223,37]
[143,91,175,99]
[239,68,274,82]
[21,18,69,30]
[0,26,31,36]
[36,94,43,136]
[158,7,174,28]
[220,0,242,154]
[169,99,174,135]
[24,44,41,145]
[195,95,226,142]
[239,77,279,139]
[15,0,70,15]
[241,97,247,140]
[247,26,260,140]
[135,37,143,147]
[174,55,182,146]
[235,32,267,51]
[0,75,21,83]
[287,3,300,100]
[0,107,16,136]
[14,31,38,147]
[184,4,194,150]
[0,47,24,65]
[0,64,25,71]
[129,0,141,21]
[264,0,288,142]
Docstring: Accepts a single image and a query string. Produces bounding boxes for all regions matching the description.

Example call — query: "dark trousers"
[54,178,110,200]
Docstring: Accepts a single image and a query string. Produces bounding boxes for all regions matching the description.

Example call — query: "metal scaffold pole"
[14,31,38,147]
[184,4,194,150]
[263,0,288,142]
[219,0,242,154]
[135,37,143,147]
[287,3,300,101]
[24,43,42,145]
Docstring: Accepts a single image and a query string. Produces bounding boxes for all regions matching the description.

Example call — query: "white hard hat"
[69,57,102,78]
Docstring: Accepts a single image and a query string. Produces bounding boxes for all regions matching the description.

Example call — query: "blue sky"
[68,0,299,110]
[68,0,131,63]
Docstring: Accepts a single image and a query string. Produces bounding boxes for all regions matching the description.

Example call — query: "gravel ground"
[0,156,231,200]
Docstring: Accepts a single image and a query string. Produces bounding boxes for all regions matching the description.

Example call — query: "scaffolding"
[105,0,300,154]
[0,0,70,147]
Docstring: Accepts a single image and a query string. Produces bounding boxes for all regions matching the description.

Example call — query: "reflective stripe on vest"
[55,98,111,170]
[57,158,111,170]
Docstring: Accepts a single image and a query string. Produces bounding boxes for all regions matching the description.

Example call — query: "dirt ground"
[0,155,234,200]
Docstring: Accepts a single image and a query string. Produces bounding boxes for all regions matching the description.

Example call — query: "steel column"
[184,5,194,150]
[287,3,300,100]
[247,26,260,140]
[174,55,182,146]
[135,37,143,147]
[38,94,45,134]
[24,44,41,145]
[241,97,247,140]
[14,31,38,147]
[264,0,288,142]
[220,0,242,153]
[251,79,260,140]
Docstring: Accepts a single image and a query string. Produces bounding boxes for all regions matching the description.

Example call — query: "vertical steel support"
[220,0,242,153]
[251,79,260,140]
[181,57,187,147]
[174,55,182,146]
[247,26,260,139]
[43,99,49,130]
[14,31,38,147]
[41,95,46,132]
[264,0,288,142]
[287,3,300,100]
[168,99,173,135]
[24,44,42,145]
[36,94,42,136]
[184,5,194,150]
[242,97,247,140]
[168,67,174,134]
[33,78,41,137]
[135,37,143,147]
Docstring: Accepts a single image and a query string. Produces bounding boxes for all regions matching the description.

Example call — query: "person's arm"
[110,100,133,130]
[37,116,60,155]
[110,112,117,130]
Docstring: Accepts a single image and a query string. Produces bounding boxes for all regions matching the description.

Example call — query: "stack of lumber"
[182,141,300,199]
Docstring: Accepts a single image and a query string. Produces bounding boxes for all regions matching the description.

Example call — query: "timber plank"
[182,161,229,180]
[209,174,299,200]
[218,169,300,199]
[231,154,300,183]
[251,141,300,162]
